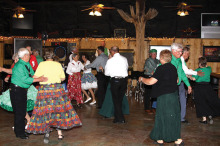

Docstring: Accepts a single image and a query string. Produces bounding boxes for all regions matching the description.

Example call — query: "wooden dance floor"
[0,95,219,146]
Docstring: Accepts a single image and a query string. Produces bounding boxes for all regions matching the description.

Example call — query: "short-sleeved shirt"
[151,63,178,98]
[11,59,34,88]
[34,61,65,84]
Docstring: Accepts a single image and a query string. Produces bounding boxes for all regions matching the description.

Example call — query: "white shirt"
[105,53,128,78]
[181,56,197,75]
[83,60,92,74]
[66,60,84,75]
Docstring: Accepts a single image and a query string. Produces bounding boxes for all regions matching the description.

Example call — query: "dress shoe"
[174,141,184,146]
[113,119,126,124]
[90,101,96,105]
[16,135,29,139]
[181,120,189,123]
[145,110,153,114]
[199,120,207,124]
[84,97,91,103]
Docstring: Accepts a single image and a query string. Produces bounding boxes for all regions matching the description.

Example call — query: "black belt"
[10,83,28,90]
[196,82,210,85]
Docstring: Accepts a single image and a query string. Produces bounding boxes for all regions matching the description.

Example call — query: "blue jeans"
[179,82,187,121]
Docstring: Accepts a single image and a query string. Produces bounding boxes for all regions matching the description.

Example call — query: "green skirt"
[0,85,37,112]
[99,83,129,118]
[150,91,181,142]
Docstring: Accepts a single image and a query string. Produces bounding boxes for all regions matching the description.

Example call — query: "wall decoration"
[203,46,220,62]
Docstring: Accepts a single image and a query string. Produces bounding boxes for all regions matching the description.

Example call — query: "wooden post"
[117,0,158,71]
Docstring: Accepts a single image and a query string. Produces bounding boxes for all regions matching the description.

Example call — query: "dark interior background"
[0,0,219,38]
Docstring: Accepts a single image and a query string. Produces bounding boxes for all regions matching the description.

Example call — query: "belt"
[113,76,125,79]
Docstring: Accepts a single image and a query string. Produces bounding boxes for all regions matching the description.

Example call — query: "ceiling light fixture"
[89,8,102,16]
[18,13,24,18]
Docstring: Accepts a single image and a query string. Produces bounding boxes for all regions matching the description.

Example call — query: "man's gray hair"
[171,43,183,50]
[18,48,29,58]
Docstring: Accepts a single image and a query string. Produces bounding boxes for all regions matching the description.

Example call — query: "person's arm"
[32,75,48,83]
[104,60,110,76]
[85,57,100,69]
[0,67,12,74]
[139,76,158,85]
[181,57,198,76]
[66,62,74,75]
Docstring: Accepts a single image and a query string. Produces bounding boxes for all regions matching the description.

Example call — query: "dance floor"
[0,95,219,146]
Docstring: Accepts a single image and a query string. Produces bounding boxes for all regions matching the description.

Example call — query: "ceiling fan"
[164,2,202,16]
[81,3,115,16]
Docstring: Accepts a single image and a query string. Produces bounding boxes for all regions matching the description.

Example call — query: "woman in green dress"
[99,54,129,118]
[139,50,183,146]
[99,83,129,118]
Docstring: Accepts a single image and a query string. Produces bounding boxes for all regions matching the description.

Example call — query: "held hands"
[4,77,9,82]
[39,76,48,82]
[188,86,192,94]
[99,66,103,72]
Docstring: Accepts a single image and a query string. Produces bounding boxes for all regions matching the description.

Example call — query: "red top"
[29,54,38,71]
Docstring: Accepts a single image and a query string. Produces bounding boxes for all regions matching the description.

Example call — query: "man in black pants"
[9,48,47,139]
[85,46,108,108]
[105,46,128,123]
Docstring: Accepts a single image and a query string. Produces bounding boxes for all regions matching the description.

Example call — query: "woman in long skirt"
[66,53,84,107]
[26,51,82,143]
[139,50,183,146]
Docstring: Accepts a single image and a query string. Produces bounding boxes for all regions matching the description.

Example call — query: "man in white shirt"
[180,46,204,123]
[105,46,128,123]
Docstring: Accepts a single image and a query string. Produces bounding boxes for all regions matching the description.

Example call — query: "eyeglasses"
[175,50,183,54]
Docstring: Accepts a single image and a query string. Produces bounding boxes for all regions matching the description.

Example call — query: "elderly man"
[180,46,204,123]
[171,43,192,123]
[105,46,128,123]
[32,49,43,65]
[85,46,108,108]
[143,49,160,114]
[26,45,38,71]
[10,48,47,139]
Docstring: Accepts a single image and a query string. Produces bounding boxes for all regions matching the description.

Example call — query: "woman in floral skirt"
[66,53,84,107]
[26,51,82,143]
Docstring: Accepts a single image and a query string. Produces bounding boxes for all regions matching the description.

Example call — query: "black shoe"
[181,120,189,123]
[96,106,101,109]
[16,135,29,139]
[199,120,207,124]
[113,119,126,124]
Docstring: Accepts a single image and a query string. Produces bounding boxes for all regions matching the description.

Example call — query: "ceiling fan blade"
[189,5,203,8]
[25,10,37,12]
[81,8,92,11]
[102,7,115,9]
[164,6,178,8]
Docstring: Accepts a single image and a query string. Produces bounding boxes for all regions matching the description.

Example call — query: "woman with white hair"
[7,48,47,139]
[26,51,82,143]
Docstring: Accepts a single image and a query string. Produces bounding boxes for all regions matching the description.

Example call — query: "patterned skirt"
[81,72,97,90]
[67,72,83,104]
[0,85,37,112]
[26,83,82,134]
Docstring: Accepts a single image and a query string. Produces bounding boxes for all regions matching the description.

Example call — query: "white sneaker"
[90,101,96,105]
[84,97,92,103]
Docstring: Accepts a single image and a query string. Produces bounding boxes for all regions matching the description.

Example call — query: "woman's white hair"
[12,53,19,60]
[171,43,183,50]
[18,48,30,58]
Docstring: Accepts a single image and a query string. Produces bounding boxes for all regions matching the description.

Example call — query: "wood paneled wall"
[1,37,220,73]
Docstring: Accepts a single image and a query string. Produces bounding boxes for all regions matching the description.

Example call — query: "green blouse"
[193,66,211,82]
